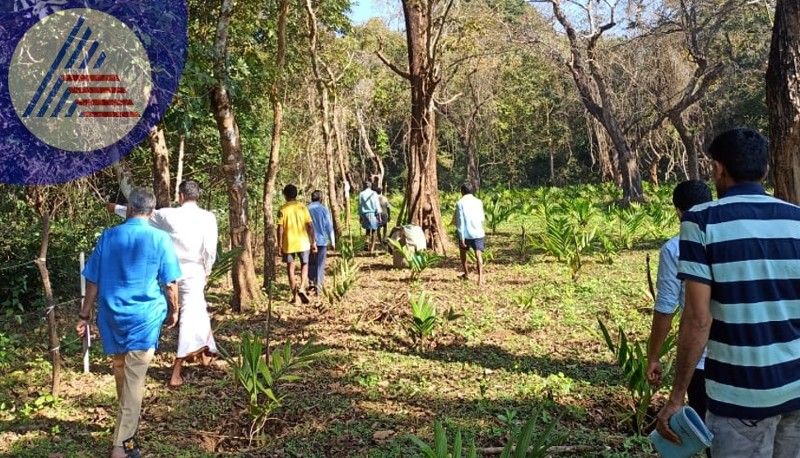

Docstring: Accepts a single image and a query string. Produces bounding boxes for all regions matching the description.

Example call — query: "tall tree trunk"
[34,212,61,396]
[174,135,185,202]
[356,109,385,190]
[400,0,448,253]
[214,0,260,312]
[332,99,352,229]
[149,124,171,208]
[670,112,702,180]
[263,0,289,288]
[768,0,800,204]
[305,0,343,239]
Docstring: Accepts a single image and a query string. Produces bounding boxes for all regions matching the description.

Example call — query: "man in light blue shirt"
[358,182,381,255]
[76,188,181,458]
[308,190,335,295]
[454,183,486,285]
[646,180,712,422]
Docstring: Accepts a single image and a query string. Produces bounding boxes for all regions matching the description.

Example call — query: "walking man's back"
[657,128,800,457]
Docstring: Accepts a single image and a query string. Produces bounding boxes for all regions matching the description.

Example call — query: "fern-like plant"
[325,256,359,304]
[498,415,560,458]
[388,239,442,281]
[485,191,516,234]
[227,334,325,441]
[597,318,675,434]
[410,421,477,458]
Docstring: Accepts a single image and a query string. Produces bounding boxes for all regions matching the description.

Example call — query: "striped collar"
[721,182,766,198]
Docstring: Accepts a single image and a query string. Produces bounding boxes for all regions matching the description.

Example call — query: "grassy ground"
[0,199,674,457]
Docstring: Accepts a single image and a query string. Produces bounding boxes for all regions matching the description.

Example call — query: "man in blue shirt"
[308,190,335,295]
[76,188,181,458]
[646,180,712,422]
[657,128,800,456]
[454,183,486,285]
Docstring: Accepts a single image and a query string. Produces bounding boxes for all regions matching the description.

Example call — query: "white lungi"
[177,263,218,358]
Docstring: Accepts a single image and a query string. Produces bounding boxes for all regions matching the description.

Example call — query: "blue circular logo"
[0,1,188,185]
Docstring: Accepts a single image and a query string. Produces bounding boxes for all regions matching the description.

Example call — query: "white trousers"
[176,265,217,358]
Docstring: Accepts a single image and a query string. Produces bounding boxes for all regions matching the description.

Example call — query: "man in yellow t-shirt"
[277,184,317,304]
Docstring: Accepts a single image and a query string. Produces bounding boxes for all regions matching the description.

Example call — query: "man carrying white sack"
[108,180,218,388]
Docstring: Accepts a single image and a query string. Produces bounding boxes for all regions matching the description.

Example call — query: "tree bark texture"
[669,112,702,180]
[548,1,643,203]
[305,0,343,240]
[32,211,61,396]
[174,135,185,202]
[148,124,171,209]
[399,0,448,253]
[356,109,385,191]
[332,97,352,230]
[263,0,289,288]
[214,0,260,312]
[768,0,800,204]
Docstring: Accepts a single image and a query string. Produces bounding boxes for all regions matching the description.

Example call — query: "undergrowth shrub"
[227,334,324,442]
[597,318,675,435]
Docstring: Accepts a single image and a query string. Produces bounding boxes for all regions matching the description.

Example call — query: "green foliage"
[609,203,647,250]
[485,191,516,234]
[325,256,360,304]
[597,318,675,434]
[411,415,560,458]
[467,247,493,265]
[409,421,477,458]
[388,239,443,281]
[535,198,599,281]
[207,246,244,287]
[498,415,560,458]
[0,333,16,370]
[407,292,463,348]
[228,334,325,440]
[408,292,437,347]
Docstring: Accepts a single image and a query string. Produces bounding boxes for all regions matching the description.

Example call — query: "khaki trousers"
[111,349,154,447]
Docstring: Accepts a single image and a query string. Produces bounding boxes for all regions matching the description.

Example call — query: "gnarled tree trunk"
[148,124,171,209]
[768,0,800,204]
[214,0,260,312]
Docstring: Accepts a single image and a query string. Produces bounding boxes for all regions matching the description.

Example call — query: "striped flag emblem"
[22,15,140,119]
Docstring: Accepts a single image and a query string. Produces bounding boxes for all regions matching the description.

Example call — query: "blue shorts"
[360,213,379,231]
[284,251,310,264]
[462,238,485,252]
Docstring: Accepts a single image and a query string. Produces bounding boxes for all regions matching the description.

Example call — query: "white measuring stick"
[80,252,90,374]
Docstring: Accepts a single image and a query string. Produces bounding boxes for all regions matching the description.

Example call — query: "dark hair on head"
[311,190,322,202]
[283,184,298,200]
[673,180,712,212]
[460,183,473,196]
[364,181,372,190]
[178,180,201,201]
[376,187,383,194]
[708,128,769,182]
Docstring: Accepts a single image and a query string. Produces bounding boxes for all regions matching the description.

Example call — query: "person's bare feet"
[168,375,183,388]
[111,446,127,458]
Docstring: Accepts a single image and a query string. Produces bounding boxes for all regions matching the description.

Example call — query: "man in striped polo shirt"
[657,128,800,456]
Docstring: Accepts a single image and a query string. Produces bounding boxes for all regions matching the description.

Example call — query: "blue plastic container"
[649,406,713,457]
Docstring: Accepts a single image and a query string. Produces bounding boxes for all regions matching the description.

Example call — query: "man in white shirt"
[109,180,218,387]
[454,183,486,285]
[358,182,381,255]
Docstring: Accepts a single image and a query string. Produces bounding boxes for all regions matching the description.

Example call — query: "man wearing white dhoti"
[109,181,218,387]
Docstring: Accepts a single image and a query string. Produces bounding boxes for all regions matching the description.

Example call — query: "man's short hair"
[129,187,156,216]
[673,180,712,212]
[460,183,473,196]
[178,180,201,201]
[364,181,372,190]
[311,190,322,202]
[283,184,298,200]
[708,128,769,182]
